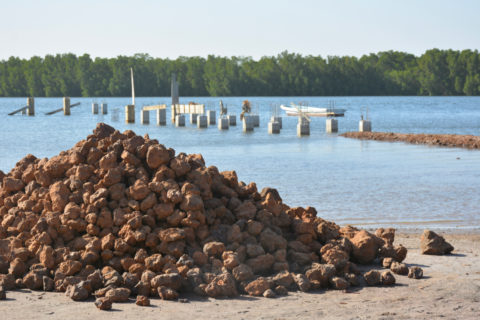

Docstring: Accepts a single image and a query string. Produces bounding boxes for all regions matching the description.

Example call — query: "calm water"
[1,96,479,230]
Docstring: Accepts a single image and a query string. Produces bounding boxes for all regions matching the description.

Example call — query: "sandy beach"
[1,231,479,320]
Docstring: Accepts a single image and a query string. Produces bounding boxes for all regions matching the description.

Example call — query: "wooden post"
[101,103,108,114]
[326,118,338,133]
[125,105,135,123]
[92,103,99,114]
[27,97,34,116]
[156,109,166,125]
[63,97,71,115]
[171,73,179,105]
[141,109,150,124]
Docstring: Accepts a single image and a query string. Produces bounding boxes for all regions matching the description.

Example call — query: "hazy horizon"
[1,0,479,60]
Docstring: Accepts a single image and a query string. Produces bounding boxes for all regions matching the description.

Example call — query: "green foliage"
[0,50,479,97]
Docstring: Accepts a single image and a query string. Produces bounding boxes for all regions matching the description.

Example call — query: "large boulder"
[420,230,454,255]
[204,273,238,298]
[350,230,380,264]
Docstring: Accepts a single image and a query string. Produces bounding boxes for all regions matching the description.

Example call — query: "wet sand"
[341,132,480,149]
[1,232,479,320]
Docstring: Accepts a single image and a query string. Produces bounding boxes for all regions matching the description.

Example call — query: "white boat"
[280,103,346,117]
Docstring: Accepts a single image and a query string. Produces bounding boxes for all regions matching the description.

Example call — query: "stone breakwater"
[1,123,419,309]
[341,132,480,149]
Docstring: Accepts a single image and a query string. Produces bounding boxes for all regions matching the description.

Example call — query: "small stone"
[136,295,150,306]
[363,270,381,286]
[329,276,349,290]
[245,278,271,296]
[179,298,189,303]
[382,257,393,268]
[381,271,396,285]
[95,297,112,310]
[274,285,288,296]
[390,262,409,275]
[105,287,131,302]
[43,276,54,291]
[263,288,276,298]
[65,283,89,301]
[157,286,179,300]
[408,267,423,279]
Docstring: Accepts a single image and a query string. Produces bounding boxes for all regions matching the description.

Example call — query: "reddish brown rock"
[3,177,24,193]
[105,287,131,302]
[330,277,349,290]
[65,283,90,301]
[381,271,396,285]
[203,241,226,257]
[245,278,271,296]
[408,266,424,279]
[49,181,70,212]
[0,285,6,300]
[390,262,409,275]
[94,297,112,310]
[58,260,82,276]
[150,273,182,291]
[350,230,380,264]
[364,270,381,286]
[146,145,170,169]
[420,230,454,255]
[204,273,238,298]
[136,295,150,306]
[157,286,179,300]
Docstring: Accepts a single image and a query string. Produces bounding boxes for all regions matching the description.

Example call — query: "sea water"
[1,96,479,229]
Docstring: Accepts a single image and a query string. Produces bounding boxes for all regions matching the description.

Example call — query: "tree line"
[0,49,479,97]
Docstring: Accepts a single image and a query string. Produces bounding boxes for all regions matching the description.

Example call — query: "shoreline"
[341,132,480,149]
[2,231,479,319]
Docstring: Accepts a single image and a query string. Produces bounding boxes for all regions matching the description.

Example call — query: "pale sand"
[1,232,479,320]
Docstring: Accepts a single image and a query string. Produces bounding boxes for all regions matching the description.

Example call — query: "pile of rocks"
[341,132,480,149]
[0,123,418,309]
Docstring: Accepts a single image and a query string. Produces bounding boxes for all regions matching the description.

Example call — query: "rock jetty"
[341,132,480,149]
[0,123,419,308]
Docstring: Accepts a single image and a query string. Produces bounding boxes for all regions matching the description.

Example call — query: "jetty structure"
[268,104,282,134]
[359,107,372,132]
[45,97,81,115]
[296,106,310,137]
[8,97,35,116]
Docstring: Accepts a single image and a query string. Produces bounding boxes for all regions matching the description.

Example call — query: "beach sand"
[1,232,479,320]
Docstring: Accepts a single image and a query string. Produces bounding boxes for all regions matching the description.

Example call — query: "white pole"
[131,68,135,106]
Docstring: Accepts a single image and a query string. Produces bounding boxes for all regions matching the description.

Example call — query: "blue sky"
[1,0,479,59]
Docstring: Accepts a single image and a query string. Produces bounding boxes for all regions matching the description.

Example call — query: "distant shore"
[341,132,480,149]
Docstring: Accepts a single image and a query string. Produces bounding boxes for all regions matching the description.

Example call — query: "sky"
[0,0,479,60]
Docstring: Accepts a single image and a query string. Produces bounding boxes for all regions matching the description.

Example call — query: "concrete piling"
[207,110,216,125]
[242,115,254,132]
[197,115,208,128]
[26,97,34,116]
[141,109,150,124]
[326,118,338,133]
[175,114,185,127]
[125,105,135,123]
[251,114,260,127]
[228,114,236,126]
[268,121,281,134]
[297,118,310,136]
[101,103,108,114]
[270,116,282,129]
[218,117,229,130]
[63,97,71,116]
[359,120,372,132]
[190,113,198,124]
[92,103,99,115]
[156,109,166,125]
